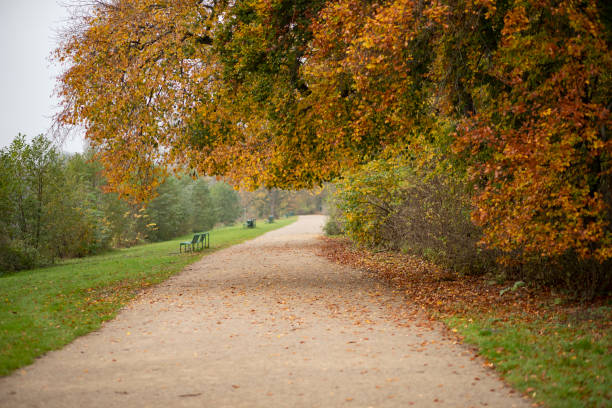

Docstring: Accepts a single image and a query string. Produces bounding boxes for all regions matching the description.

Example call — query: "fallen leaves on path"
[317,237,611,328]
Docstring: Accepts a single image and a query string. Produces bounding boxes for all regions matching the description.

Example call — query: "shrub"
[331,157,611,297]
[322,186,344,236]
[323,208,344,236]
[332,158,497,274]
[323,219,343,236]
[0,241,42,273]
[509,254,612,300]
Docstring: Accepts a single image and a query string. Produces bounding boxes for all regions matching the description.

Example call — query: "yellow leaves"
[361,37,375,49]
[501,6,530,38]
[471,0,497,19]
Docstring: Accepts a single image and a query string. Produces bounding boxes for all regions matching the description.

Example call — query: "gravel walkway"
[0,215,530,407]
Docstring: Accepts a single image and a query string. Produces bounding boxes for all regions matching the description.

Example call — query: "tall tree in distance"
[0,135,63,251]
[191,179,216,231]
[210,182,241,225]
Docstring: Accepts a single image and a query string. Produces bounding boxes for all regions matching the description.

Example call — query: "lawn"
[445,308,611,408]
[0,217,296,376]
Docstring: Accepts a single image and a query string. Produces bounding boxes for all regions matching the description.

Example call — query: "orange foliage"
[453,1,612,262]
[306,0,611,263]
[55,0,612,264]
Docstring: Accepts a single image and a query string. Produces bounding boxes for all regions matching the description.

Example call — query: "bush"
[330,157,611,297]
[323,215,344,236]
[510,254,612,300]
[0,241,42,273]
[323,186,344,236]
[332,158,497,274]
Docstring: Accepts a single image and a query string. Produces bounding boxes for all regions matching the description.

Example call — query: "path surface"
[0,216,529,407]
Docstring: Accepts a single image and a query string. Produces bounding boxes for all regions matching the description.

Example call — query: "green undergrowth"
[0,217,296,376]
[445,307,612,408]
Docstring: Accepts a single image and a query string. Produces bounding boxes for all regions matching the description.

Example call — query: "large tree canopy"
[56,0,335,198]
[56,0,611,263]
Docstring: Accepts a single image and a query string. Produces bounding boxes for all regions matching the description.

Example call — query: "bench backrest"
[191,234,200,244]
[199,233,208,242]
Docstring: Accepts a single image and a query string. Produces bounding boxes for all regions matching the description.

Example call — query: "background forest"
[0,134,321,272]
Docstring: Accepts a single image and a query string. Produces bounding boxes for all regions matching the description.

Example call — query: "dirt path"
[0,215,530,407]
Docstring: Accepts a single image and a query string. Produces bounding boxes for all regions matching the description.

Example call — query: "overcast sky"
[0,1,84,153]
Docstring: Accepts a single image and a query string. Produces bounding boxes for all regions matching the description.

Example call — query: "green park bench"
[197,231,210,250]
[180,234,200,253]
[180,232,210,253]
[245,218,256,228]
[266,215,274,223]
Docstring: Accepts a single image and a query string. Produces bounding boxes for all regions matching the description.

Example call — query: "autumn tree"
[55,0,336,200]
[306,0,611,268]
[55,0,611,281]
[452,1,612,264]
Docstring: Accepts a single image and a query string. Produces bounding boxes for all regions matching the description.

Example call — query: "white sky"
[0,1,84,153]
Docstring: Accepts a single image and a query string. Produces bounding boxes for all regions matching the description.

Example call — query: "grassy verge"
[319,237,612,408]
[445,309,611,407]
[0,217,296,376]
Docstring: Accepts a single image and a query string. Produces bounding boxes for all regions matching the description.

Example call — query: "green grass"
[0,217,296,376]
[445,309,612,408]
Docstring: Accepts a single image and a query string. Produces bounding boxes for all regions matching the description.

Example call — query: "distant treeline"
[0,135,321,272]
